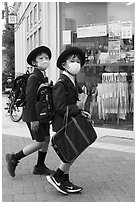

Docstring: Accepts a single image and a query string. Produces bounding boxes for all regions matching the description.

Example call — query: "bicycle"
[5,90,23,122]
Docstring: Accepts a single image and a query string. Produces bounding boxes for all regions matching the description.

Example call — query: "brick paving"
[2,94,135,202]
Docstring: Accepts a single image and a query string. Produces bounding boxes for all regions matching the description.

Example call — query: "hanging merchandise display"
[97,72,133,121]
[127,73,134,113]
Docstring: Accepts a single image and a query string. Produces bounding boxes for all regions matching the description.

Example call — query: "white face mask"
[37,60,49,70]
[68,62,81,75]
[35,54,50,70]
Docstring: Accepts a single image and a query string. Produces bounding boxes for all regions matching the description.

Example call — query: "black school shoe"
[33,164,55,175]
[63,180,83,193]
[46,174,68,195]
[5,153,19,177]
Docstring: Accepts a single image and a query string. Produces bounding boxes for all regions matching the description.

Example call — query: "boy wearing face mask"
[46,47,85,195]
[5,46,54,177]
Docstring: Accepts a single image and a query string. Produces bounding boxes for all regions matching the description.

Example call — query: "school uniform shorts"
[26,122,50,142]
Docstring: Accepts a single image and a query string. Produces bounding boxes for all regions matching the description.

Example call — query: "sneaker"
[5,153,19,177]
[63,180,83,193]
[33,165,55,175]
[46,174,68,195]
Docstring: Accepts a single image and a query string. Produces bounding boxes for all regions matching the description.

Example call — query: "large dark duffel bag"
[51,114,97,163]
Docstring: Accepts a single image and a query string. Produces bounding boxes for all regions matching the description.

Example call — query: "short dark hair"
[32,51,49,62]
[65,54,81,62]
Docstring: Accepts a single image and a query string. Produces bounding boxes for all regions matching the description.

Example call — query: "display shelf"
[83,62,134,67]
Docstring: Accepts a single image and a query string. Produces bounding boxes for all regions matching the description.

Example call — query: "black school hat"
[27,46,52,66]
[57,47,85,70]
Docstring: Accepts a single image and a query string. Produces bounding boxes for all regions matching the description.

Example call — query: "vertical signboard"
[121,21,132,39]
[108,21,121,40]
[8,14,17,24]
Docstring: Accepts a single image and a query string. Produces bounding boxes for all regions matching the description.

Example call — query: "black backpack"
[12,71,30,107]
[36,78,68,123]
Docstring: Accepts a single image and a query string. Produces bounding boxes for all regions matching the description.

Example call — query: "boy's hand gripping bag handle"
[64,106,69,135]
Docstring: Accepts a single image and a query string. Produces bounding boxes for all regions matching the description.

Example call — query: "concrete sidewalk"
[2,134,135,202]
[2,94,135,202]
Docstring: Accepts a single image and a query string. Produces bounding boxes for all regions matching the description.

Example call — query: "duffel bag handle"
[64,106,80,155]
[64,106,69,133]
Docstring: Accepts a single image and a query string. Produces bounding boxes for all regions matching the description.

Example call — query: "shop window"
[59,2,134,130]
[38,27,42,46]
[27,15,29,32]
[34,4,37,25]
[30,10,33,29]
[34,31,38,47]
[38,2,42,21]
[27,38,29,54]
[30,35,33,50]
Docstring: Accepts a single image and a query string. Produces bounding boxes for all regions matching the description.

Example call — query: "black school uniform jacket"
[52,74,83,132]
[22,68,48,122]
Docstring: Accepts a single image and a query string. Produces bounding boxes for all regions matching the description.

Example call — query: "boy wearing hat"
[46,47,85,195]
[5,46,54,177]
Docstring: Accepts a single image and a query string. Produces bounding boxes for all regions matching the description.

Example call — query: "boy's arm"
[25,74,40,122]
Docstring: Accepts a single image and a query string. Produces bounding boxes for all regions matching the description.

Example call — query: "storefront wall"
[59,2,134,131]
[59,2,107,46]
[45,2,60,83]
[14,2,60,83]
[15,2,28,77]
[14,2,134,133]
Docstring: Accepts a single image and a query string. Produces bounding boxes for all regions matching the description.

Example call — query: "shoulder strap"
[57,78,69,97]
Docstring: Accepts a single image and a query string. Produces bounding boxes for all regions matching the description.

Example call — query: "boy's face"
[32,53,50,71]
[63,55,81,68]
[62,54,81,75]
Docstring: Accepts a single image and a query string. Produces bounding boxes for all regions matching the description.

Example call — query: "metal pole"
[4,2,8,25]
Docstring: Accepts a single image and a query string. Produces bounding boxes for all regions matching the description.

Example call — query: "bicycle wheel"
[9,102,23,122]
